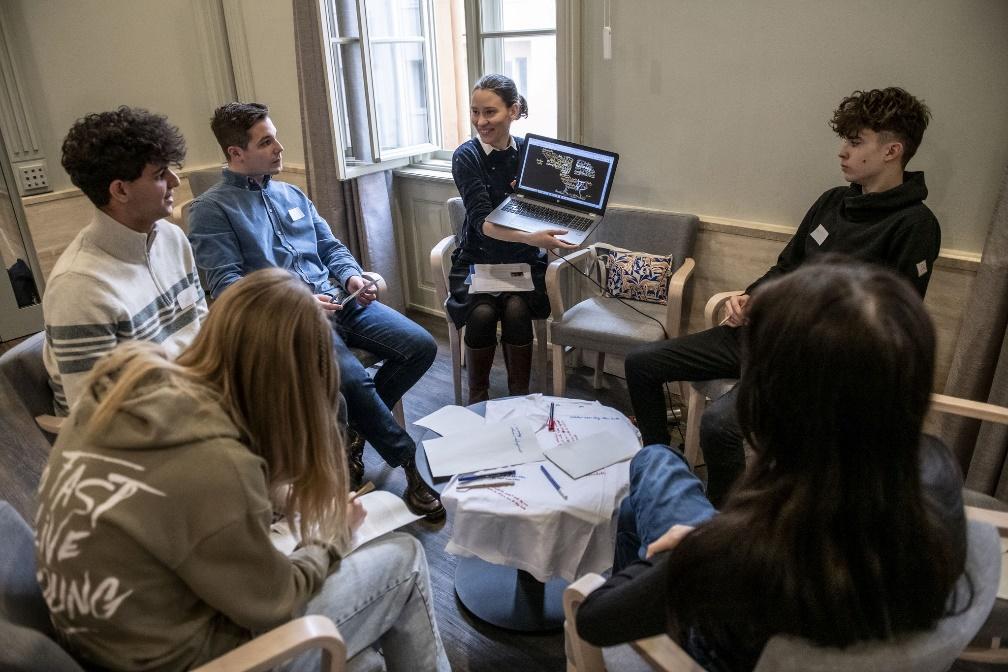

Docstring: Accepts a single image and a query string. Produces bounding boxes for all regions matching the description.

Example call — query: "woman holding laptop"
[450,73,577,404]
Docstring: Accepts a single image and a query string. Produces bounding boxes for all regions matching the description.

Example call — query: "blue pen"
[540,464,568,500]
[458,469,516,483]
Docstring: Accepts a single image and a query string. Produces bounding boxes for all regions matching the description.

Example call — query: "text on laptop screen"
[517,137,616,212]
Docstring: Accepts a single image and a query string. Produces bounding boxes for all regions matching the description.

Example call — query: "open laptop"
[485,134,619,246]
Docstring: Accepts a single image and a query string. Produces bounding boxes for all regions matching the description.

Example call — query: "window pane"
[333,0,361,38]
[482,35,556,138]
[366,0,423,39]
[480,0,555,32]
[371,41,432,152]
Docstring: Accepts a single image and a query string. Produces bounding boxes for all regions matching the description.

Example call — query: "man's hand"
[314,294,343,312]
[723,293,750,327]
[346,275,379,307]
[645,524,695,559]
[527,228,579,251]
[347,494,367,534]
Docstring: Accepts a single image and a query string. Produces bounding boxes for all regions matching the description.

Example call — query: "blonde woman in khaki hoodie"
[35,267,450,672]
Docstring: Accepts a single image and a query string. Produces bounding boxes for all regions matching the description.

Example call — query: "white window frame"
[317,0,443,179]
[414,0,579,170]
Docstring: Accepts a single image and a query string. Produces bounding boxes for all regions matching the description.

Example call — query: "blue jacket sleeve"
[187,198,245,299]
[308,199,363,289]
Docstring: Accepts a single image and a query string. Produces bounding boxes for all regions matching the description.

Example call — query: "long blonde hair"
[85,268,349,550]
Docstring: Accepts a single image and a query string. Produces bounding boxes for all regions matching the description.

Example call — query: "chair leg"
[534,320,548,394]
[459,325,466,368]
[592,352,606,389]
[393,400,406,428]
[684,385,705,466]
[449,327,463,406]
[552,344,567,397]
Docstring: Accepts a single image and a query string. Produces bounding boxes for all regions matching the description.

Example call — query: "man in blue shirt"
[188,102,443,520]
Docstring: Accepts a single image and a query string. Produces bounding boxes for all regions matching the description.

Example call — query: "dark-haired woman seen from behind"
[449,74,577,403]
[35,268,450,672]
[577,261,967,671]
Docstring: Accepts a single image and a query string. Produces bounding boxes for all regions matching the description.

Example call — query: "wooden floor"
[0,310,670,672]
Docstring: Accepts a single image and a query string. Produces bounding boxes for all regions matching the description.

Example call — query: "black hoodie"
[747,171,941,297]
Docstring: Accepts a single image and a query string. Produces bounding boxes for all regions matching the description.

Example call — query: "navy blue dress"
[447,137,550,328]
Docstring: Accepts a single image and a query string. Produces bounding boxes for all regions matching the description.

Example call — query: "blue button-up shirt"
[188,168,363,299]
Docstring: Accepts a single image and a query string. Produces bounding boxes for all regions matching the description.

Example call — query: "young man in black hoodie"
[623,87,939,511]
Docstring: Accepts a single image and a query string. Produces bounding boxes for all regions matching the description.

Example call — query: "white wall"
[6,0,305,194]
[580,0,1008,253]
[7,0,225,192]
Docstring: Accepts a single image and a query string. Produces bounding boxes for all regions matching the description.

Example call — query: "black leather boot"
[465,342,496,404]
[502,341,533,396]
[346,428,365,490]
[402,458,446,521]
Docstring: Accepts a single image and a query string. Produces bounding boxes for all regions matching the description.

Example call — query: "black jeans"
[624,326,744,505]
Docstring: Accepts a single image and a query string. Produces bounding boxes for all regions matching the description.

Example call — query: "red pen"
[547,402,555,431]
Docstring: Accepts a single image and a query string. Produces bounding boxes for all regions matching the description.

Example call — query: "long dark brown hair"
[664,260,965,648]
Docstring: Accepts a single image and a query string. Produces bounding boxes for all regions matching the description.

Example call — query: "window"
[318,0,442,178]
[468,0,557,140]
[317,0,572,178]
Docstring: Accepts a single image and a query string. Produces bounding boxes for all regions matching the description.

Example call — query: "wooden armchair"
[546,207,699,397]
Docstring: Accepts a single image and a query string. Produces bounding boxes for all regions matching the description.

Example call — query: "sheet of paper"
[423,418,543,477]
[469,263,534,293]
[269,490,422,556]
[349,490,423,552]
[413,405,486,437]
[544,430,636,479]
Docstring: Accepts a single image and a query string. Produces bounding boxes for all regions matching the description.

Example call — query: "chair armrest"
[632,634,708,672]
[563,573,607,672]
[35,415,63,435]
[193,615,346,672]
[663,257,696,339]
[546,247,594,322]
[704,290,745,330]
[429,235,455,312]
[929,393,1008,425]
[966,505,1008,538]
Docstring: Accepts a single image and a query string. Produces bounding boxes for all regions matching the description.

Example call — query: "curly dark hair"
[61,107,186,207]
[829,87,931,167]
[211,102,270,159]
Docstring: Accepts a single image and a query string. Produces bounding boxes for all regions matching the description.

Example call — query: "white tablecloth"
[441,395,641,582]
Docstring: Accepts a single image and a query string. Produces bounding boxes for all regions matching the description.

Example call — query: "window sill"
[393,163,455,184]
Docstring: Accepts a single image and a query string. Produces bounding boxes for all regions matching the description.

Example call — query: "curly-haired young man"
[618,87,940,561]
[187,103,442,520]
[43,107,207,414]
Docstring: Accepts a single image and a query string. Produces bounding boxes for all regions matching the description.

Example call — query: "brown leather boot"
[465,342,496,404]
[502,341,533,395]
[346,428,365,490]
[402,458,446,521]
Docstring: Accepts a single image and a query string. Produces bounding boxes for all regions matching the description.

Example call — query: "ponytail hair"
[474,73,528,118]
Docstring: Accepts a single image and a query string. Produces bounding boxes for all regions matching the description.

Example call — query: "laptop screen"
[516,135,619,215]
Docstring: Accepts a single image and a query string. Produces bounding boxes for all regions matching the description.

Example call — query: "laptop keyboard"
[503,200,594,231]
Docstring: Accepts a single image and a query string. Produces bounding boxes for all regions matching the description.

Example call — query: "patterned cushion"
[595,244,674,305]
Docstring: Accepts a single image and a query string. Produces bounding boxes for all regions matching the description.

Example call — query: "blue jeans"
[614,444,717,572]
[284,533,451,672]
[332,300,437,467]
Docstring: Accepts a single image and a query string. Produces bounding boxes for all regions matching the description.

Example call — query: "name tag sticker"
[176,285,198,309]
[810,224,829,246]
[288,207,305,221]
[916,260,928,277]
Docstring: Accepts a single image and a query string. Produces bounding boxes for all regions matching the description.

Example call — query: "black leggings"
[464,295,533,348]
